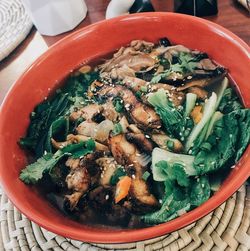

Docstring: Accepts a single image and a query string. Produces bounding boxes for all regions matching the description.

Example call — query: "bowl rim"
[0,12,250,244]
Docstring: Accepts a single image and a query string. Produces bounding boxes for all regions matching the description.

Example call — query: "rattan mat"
[0,184,250,251]
[0,0,33,61]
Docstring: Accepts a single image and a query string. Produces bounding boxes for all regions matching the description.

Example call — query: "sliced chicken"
[109,134,159,213]
[98,85,161,129]
[65,167,90,210]
[96,157,118,185]
[102,101,119,122]
[109,134,143,175]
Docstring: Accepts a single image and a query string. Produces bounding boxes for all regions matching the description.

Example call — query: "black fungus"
[159,37,171,47]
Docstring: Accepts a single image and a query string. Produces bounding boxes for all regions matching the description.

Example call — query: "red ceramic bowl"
[0,13,250,243]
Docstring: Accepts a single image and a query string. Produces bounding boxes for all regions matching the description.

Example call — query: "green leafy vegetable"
[142,186,191,224]
[214,77,228,110]
[20,152,63,185]
[151,148,196,182]
[205,111,223,140]
[218,87,242,114]
[148,89,183,138]
[19,71,99,157]
[20,139,95,184]
[142,174,211,224]
[194,109,250,175]
[155,161,190,187]
[190,176,210,206]
[185,93,197,116]
[45,117,69,153]
[185,92,217,152]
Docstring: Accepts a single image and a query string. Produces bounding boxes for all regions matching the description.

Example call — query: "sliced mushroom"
[187,86,208,100]
[69,104,103,122]
[109,65,136,79]
[51,134,109,152]
[67,134,109,152]
[151,133,183,152]
[125,133,153,154]
[130,40,154,52]
[76,121,98,137]
[177,74,226,92]
[128,178,160,214]
[197,58,217,71]
[123,76,148,92]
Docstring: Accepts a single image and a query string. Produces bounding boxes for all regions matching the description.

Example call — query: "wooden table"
[0,0,249,104]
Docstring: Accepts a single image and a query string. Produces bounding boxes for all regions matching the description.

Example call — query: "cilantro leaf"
[151,52,198,83]
[155,160,190,187]
[20,152,64,184]
[190,176,210,206]
[20,139,95,184]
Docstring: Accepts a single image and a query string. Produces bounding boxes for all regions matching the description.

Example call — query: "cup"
[21,0,88,36]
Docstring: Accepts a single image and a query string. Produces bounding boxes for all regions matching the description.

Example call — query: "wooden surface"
[0,0,249,104]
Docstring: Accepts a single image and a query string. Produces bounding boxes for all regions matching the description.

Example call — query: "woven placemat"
[0,0,33,61]
[0,184,250,251]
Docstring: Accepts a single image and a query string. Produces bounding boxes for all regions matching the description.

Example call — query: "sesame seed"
[132,174,136,179]
[187,76,192,80]
[105,194,109,200]
[159,199,163,204]
[136,153,141,156]
[177,96,183,100]
[188,150,192,154]
[145,135,150,138]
